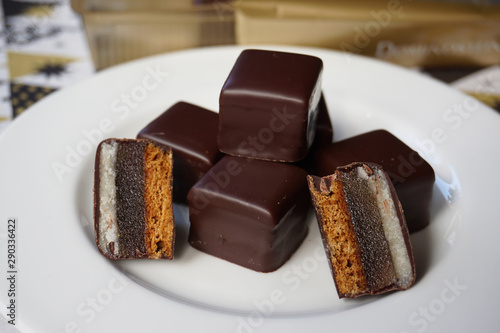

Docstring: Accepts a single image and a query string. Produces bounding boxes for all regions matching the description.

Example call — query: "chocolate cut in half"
[94,138,175,260]
[307,163,416,298]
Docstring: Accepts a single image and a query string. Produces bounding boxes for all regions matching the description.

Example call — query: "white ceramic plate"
[1,46,499,333]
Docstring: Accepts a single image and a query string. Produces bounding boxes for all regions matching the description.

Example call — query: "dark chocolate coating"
[314,93,334,144]
[218,49,323,162]
[309,130,435,233]
[295,93,333,170]
[137,102,224,203]
[187,155,310,272]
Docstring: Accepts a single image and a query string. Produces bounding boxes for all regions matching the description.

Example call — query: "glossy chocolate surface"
[315,93,334,144]
[295,93,333,170]
[218,49,323,162]
[137,102,224,203]
[310,130,435,233]
[187,155,310,272]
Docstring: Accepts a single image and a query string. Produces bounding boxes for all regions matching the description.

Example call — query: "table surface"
[0,0,95,134]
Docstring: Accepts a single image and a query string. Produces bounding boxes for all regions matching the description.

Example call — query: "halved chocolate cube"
[218,49,323,162]
[94,138,175,260]
[187,155,310,272]
[308,163,416,298]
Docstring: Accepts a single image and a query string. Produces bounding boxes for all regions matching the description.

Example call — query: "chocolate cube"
[218,49,323,162]
[137,102,224,203]
[187,155,310,272]
[309,130,435,233]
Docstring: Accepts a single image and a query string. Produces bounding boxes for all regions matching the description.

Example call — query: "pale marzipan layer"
[98,141,119,255]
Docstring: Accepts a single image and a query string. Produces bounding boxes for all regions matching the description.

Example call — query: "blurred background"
[0,0,499,133]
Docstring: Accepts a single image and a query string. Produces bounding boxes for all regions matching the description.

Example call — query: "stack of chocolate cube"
[139,49,327,272]
[137,49,435,273]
